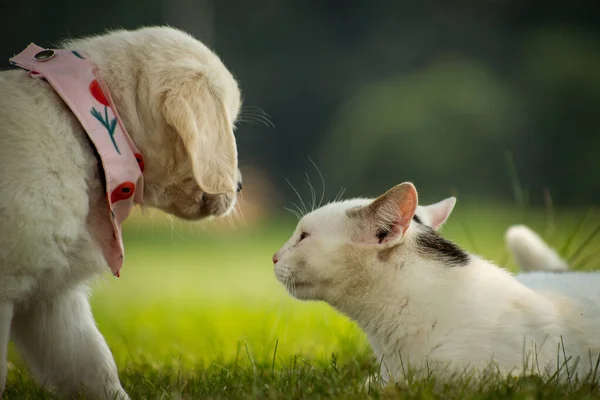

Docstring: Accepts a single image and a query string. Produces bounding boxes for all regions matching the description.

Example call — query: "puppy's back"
[0,68,102,300]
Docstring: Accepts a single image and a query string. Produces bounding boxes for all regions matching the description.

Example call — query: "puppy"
[0,26,242,399]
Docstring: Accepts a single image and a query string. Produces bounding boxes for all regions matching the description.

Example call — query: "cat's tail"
[505,225,569,272]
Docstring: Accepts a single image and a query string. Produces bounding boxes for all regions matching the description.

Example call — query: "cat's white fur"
[506,225,569,272]
[274,183,600,385]
[0,26,242,399]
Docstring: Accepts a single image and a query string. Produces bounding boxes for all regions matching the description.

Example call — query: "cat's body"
[273,183,600,384]
[506,225,569,272]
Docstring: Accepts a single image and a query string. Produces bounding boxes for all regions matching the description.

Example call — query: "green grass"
[5,204,600,399]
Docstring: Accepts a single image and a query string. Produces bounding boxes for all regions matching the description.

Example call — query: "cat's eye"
[299,231,309,241]
[376,228,389,243]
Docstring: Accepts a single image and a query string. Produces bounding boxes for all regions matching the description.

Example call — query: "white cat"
[273,182,600,385]
[505,225,569,272]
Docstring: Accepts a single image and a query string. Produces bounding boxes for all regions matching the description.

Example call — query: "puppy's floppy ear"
[348,182,418,246]
[162,76,237,194]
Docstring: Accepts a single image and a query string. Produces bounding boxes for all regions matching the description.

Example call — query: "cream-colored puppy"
[0,26,242,399]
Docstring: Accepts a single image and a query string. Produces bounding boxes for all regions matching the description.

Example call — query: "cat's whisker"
[290,277,297,298]
[333,187,346,203]
[304,172,317,212]
[285,178,308,215]
[284,207,302,220]
[283,276,291,294]
[289,200,302,214]
[288,201,305,218]
[308,156,326,208]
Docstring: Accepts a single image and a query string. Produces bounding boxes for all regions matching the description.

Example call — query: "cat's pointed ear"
[421,196,456,231]
[349,182,418,246]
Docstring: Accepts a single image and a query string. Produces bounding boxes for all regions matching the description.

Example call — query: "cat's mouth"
[283,279,313,299]
[287,280,310,290]
[274,267,314,298]
[292,281,310,288]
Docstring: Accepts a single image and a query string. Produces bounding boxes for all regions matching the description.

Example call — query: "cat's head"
[273,182,459,304]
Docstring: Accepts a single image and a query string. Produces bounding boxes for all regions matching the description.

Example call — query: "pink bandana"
[9,43,144,278]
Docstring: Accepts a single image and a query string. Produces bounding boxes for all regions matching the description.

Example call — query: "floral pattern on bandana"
[9,43,145,278]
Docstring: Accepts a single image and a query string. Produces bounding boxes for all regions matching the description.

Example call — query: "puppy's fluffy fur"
[0,26,242,399]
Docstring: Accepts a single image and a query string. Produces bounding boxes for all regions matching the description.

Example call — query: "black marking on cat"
[415,226,469,266]
[412,215,422,224]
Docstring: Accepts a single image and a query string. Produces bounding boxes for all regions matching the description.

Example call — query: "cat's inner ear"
[421,196,456,231]
[350,182,418,246]
[369,183,418,245]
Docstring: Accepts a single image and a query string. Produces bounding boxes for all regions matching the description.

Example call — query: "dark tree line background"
[2,0,599,206]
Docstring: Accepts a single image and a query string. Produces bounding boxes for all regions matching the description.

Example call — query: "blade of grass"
[504,150,525,208]
[543,187,555,239]
[459,220,478,254]
[568,221,600,266]
[272,339,279,375]
[572,247,600,271]
[450,187,479,254]
[560,207,595,258]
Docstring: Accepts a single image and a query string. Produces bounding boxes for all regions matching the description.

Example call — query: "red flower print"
[134,153,145,172]
[89,79,119,154]
[89,80,109,106]
[110,181,136,204]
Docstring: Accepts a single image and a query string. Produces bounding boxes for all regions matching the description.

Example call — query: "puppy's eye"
[299,231,309,241]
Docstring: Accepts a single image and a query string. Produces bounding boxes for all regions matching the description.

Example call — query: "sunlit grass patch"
[5,205,600,399]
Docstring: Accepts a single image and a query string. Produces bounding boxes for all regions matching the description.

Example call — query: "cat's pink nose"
[272,254,279,264]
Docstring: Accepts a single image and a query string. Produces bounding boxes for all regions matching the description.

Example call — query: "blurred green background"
[2,0,600,205]
[2,0,600,394]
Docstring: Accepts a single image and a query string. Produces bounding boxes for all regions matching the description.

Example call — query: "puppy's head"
[64,27,242,220]
[152,58,242,221]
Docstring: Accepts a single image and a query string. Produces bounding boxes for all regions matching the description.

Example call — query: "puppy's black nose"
[236,181,243,193]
